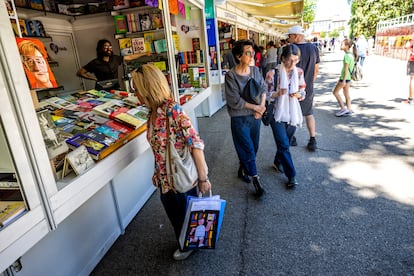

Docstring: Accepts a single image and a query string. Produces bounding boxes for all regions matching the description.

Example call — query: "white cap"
[286,26,305,36]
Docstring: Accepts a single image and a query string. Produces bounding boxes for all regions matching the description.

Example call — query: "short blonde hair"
[130,64,172,108]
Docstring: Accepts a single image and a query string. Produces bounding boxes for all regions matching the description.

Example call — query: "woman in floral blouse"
[130,64,211,261]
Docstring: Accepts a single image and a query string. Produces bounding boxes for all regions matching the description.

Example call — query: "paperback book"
[65,133,108,160]
[36,109,70,159]
[132,37,145,54]
[0,201,26,228]
[118,38,133,56]
[65,145,95,175]
[92,99,128,118]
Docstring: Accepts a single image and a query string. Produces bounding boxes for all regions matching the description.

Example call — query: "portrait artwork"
[16,38,58,90]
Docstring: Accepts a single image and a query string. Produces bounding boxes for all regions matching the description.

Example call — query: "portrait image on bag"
[182,210,219,250]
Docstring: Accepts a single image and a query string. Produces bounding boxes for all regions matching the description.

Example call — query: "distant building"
[310,15,350,39]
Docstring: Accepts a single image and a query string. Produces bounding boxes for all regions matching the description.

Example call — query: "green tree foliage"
[350,0,414,38]
[303,0,317,24]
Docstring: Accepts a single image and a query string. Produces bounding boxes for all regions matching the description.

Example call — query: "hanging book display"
[16,38,58,90]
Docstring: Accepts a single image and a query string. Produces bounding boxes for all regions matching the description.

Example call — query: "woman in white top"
[266,44,306,189]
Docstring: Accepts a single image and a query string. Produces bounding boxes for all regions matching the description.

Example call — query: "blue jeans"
[270,121,296,179]
[231,115,261,176]
[160,187,198,243]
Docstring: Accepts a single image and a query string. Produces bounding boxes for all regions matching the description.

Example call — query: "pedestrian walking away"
[404,32,414,105]
[286,25,320,151]
[130,64,211,261]
[333,38,358,117]
[225,39,266,197]
[266,44,306,189]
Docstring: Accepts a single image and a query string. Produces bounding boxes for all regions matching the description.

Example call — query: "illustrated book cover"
[65,145,96,175]
[131,37,145,54]
[85,130,116,146]
[36,109,70,159]
[66,133,108,160]
[150,9,163,29]
[92,99,127,118]
[118,38,133,56]
[16,38,59,90]
[114,15,128,34]
[140,13,152,31]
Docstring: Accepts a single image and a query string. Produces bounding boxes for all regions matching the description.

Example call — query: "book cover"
[150,10,163,29]
[18,19,29,37]
[144,0,158,8]
[34,20,47,37]
[126,13,133,33]
[153,61,167,72]
[118,38,133,56]
[154,39,167,53]
[192,37,201,51]
[114,112,145,129]
[45,97,79,110]
[134,13,142,32]
[65,133,108,160]
[92,99,126,118]
[75,111,110,125]
[114,15,128,34]
[129,0,145,7]
[26,20,40,37]
[0,173,18,188]
[10,19,20,37]
[140,13,152,31]
[143,32,155,53]
[14,0,27,8]
[127,106,149,121]
[28,0,44,10]
[51,115,75,127]
[5,0,15,16]
[105,120,133,134]
[113,0,130,10]
[36,109,70,159]
[131,37,145,54]
[95,125,125,140]
[86,130,116,145]
[65,145,95,175]
[16,38,59,90]
[0,201,26,228]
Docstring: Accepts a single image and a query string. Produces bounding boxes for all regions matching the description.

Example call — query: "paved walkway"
[91,51,414,275]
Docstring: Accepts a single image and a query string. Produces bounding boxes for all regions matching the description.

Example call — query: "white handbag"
[166,114,198,193]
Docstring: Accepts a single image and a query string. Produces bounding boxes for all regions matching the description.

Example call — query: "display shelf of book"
[114,28,165,39]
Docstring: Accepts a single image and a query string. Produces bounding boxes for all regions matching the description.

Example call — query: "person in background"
[404,33,414,105]
[286,25,320,152]
[225,39,266,197]
[267,44,306,188]
[332,38,358,116]
[265,41,278,72]
[277,39,288,64]
[18,39,57,89]
[356,34,369,67]
[222,38,236,69]
[77,39,149,90]
[130,64,211,261]
[254,44,265,75]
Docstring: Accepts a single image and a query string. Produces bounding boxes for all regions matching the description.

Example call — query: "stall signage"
[205,0,214,19]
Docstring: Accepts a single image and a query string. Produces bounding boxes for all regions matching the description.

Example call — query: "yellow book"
[0,201,26,227]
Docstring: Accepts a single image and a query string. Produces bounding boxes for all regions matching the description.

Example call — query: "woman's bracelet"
[198,177,209,183]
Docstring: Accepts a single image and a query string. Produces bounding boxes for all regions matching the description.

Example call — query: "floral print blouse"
[147,99,204,194]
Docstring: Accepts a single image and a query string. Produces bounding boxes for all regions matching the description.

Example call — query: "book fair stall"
[0,0,287,274]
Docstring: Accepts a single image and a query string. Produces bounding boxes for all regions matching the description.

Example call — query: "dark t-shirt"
[84,55,123,81]
[295,43,320,95]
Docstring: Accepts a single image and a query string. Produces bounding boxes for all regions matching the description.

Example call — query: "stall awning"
[225,0,304,32]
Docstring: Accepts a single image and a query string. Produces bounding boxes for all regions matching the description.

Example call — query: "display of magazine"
[65,133,108,160]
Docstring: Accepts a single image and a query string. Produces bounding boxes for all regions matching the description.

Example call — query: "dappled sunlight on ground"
[330,151,414,206]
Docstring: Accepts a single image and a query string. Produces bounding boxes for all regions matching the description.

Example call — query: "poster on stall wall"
[16,38,58,90]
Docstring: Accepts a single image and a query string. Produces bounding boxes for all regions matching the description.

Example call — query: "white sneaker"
[343,110,354,116]
[173,249,194,261]
[335,108,349,117]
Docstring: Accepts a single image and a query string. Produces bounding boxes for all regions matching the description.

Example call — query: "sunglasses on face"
[103,45,113,50]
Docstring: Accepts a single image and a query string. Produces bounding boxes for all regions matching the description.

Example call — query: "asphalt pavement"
[91,50,414,275]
